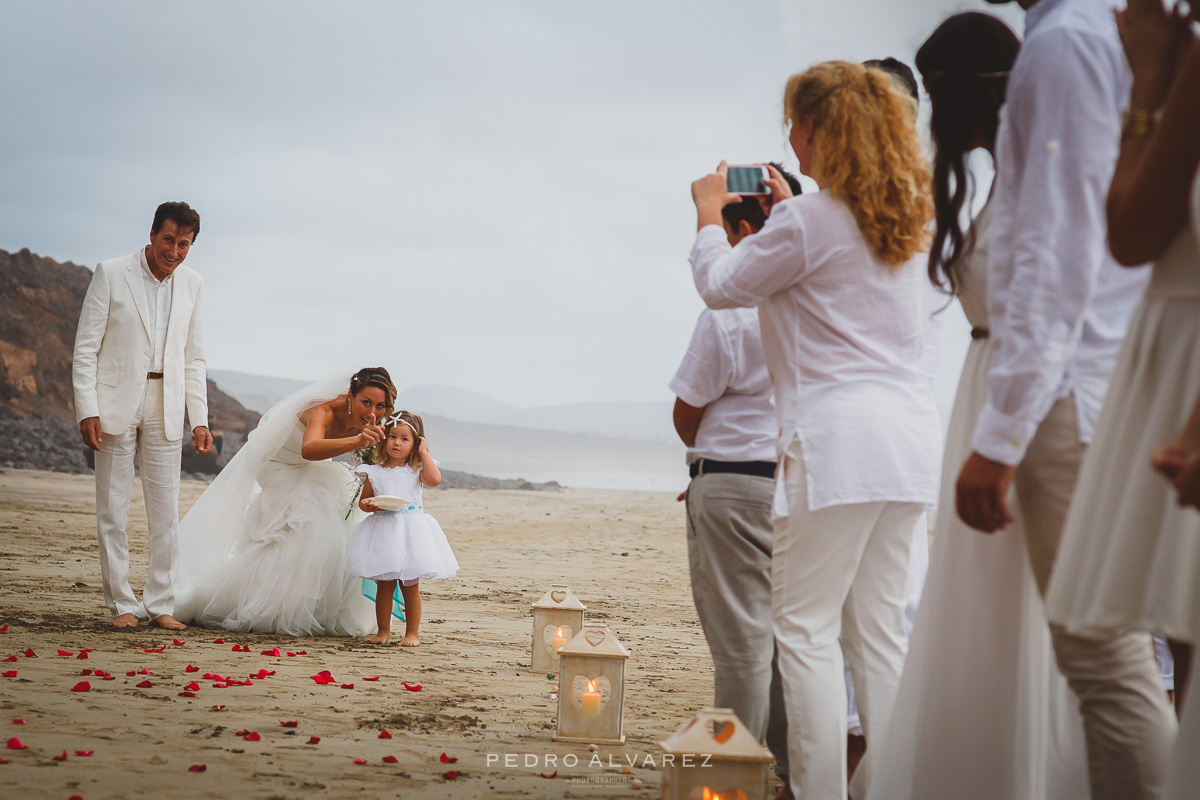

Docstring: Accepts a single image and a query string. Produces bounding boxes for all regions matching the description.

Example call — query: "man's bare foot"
[111,613,138,629]
[151,614,186,631]
[398,633,420,647]
[368,632,390,645]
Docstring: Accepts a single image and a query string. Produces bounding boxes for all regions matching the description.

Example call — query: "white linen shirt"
[690,190,942,512]
[140,248,173,373]
[972,0,1149,465]
[668,307,777,465]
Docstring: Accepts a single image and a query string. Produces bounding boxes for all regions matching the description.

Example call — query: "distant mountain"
[207,369,309,414]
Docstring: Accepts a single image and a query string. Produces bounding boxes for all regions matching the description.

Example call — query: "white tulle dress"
[867,202,1089,800]
[346,463,458,585]
[1046,168,1200,643]
[174,370,375,637]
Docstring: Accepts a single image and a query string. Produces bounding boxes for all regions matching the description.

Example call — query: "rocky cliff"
[0,247,260,473]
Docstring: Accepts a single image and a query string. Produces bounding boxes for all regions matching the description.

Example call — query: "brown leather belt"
[971,327,990,340]
[147,372,164,379]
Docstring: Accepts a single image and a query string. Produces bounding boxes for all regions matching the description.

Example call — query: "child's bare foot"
[398,633,420,647]
[111,613,138,629]
[151,614,186,631]
[368,631,390,645]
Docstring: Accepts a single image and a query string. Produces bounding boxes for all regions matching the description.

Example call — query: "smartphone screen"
[727,165,767,195]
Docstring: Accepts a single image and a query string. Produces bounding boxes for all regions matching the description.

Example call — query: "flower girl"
[348,411,458,645]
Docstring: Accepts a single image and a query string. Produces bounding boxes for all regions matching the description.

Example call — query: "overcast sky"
[1,0,1023,409]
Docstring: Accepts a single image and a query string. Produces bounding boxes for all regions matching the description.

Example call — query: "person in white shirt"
[956,0,1175,797]
[73,202,211,631]
[671,162,801,796]
[689,61,941,800]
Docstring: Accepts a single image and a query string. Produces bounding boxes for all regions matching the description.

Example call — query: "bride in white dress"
[867,14,1087,799]
[174,367,396,637]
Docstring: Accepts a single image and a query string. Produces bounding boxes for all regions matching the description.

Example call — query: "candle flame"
[556,627,564,637]
[587,680,596,692]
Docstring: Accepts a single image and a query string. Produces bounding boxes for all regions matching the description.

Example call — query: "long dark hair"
[916,12,1019,292]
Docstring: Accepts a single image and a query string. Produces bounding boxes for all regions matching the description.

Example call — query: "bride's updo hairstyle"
[783,60,933,268]
[371,410,426,469]
[349,367,397,417]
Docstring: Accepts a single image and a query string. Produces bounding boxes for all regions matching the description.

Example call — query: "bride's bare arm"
[299,404,380,461]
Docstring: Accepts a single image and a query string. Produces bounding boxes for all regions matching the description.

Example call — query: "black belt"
[146,372,164,379]
[971,327,989,340]
[689,459,776,479]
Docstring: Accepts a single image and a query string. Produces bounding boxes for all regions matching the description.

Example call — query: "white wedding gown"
[174,370,374,637]
[867,203,1089,799]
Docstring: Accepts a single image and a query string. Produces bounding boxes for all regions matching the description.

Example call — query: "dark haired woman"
[174,367,398,636]
[866,13,1090,800]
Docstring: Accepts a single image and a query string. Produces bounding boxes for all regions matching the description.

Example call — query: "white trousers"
[773,442,922,800]
[94,380,182,620]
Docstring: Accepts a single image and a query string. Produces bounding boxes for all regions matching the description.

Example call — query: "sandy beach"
[0,468,747,799]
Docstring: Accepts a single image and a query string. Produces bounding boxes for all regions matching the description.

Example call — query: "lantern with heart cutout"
[553,622,629,744]
[658,708,773,800]
[531,584,587,673]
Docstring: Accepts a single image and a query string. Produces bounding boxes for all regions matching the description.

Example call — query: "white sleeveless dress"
[867,202,1088,800]
[1047,168,1200,643]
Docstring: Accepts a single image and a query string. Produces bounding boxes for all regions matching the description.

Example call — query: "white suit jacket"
[72,250,208,440]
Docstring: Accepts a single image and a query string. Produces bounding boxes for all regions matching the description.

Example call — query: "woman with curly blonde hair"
[689,59,941,800]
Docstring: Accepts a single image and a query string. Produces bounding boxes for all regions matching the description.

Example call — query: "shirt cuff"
[971,402,1040,467]
[667,377,714,410]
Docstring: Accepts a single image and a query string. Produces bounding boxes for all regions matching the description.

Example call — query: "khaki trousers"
[1019,397,1176,800]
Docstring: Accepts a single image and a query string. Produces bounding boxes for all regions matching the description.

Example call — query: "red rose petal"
[260,647,281,657]
[310,671,336,685]
[101,675,115,681]
[233,729,250,737]
[0,758,7,764]
[173,639,185,646]
[52,750,69,761]
[138,669,153,675]
[440,752,458,763]
[126,671,136,677]
[378,731,392,739]
[56,649,73,656]
[1,671,15,679]
[210,705,225,711]
[188,764,206,772]
[295,650,307,655]
[80,648,92,653]
[22,649,35,658]
[136,680,154,688]
[0,656,15,663]
[353,758,367,765]
[213,638,224,644]
[402,682,422,691]
[71,681,91,692]
[362,676,380,681]
[184,682,200,691]
[243,731,261,742]
[68,796,82,800]
[279,721,298,728]
[305,736,320,745]
[11,719,24,724]
[76,651,89,660]
[286,652,295,657]
[0,625,8,633]
[6,737,27,750]
[539,770,558,779]
[382,755,398,763]
[177,691,197,698]
[339,683,354,690]
[80,669,93,676]
[442,770,458,780]
[185,665,199,673]
[74,750,93,756]
[144,647,165,653]
[92,670,107,677]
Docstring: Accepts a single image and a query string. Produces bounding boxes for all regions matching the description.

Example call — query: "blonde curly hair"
[784,61,933,268]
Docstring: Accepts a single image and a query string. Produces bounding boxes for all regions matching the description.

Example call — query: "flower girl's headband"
[383,412,416,433]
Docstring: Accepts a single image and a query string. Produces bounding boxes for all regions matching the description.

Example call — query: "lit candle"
[580,680,602,721]
[551,627,567,660]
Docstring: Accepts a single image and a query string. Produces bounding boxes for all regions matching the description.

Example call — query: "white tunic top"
[690,190,942,511]
[972,0,1149,465]
[668,307,777,465]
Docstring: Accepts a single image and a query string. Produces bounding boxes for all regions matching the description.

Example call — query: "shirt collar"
[1025,0,1065,35]
[140,247,172,285]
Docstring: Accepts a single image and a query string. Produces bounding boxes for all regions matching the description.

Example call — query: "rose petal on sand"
[6,738,27,750]
[440,753,458,763]
[362,676,380,681]
[305,736,320,745]
[22,649,35,658]
[52,750,69,761]
[339,683,354,689]
[74,750,94,756]
[57,649,74,656]
[71,681,91,692]
[310,671,336,685]
[1,671,15,679]
[382,755,398,764]
[442,770,458,780]
[378,731,392,739]
[233,730,250,737]
[402,682,422,691]
[213,638,224,644]
[177,691,197,698]
[11,719,24,724]
[188,764,206,772]
[0,625,8,634]
[0,657,15,663]
[125,672,136,677]
[80,669,93,676]
[279,721,298,728]
[353,759,367,765]
[172,639,185,646]
[210,705,225,711]
[243,731,261,742]
[539,771,558,779]
[185,665,199,673]
[76,652,89,660]
[137,669,153,675]
[101,675,115,681]
[184,682,200,691]
[260,647,281,657]
[295,650,307,656]
[136,680,154,688]
[286,652,295,657]
[143,648,165,653]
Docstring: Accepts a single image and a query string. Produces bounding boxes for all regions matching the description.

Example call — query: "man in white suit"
[73,201,211,630]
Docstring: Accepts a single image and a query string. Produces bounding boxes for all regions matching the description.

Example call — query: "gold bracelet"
[1121,107,1154,140]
